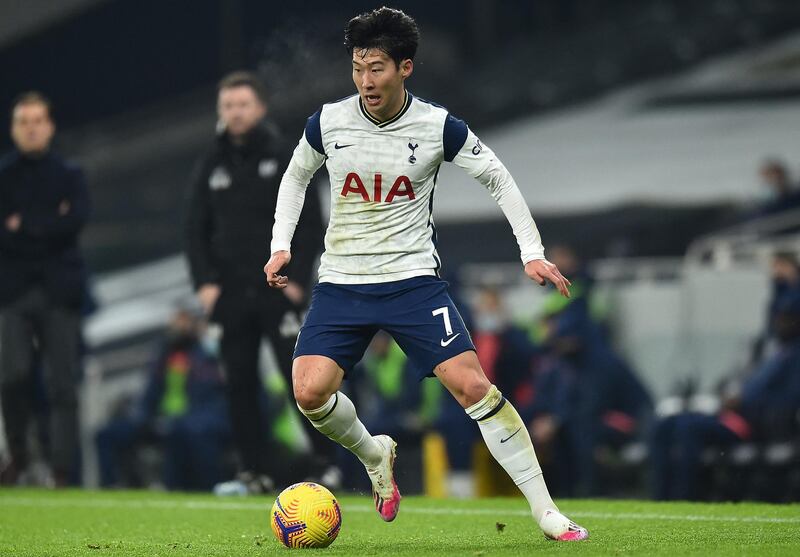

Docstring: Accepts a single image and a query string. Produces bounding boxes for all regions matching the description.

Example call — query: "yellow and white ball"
[271,482,342,548]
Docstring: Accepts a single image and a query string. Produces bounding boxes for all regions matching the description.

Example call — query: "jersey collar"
[358,90,412,128]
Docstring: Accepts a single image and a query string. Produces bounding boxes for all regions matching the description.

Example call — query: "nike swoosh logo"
[440,333,461,347]
[334,143,354,149]
[500,427,521,443]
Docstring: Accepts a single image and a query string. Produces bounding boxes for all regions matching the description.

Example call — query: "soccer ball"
[270,482,342,548]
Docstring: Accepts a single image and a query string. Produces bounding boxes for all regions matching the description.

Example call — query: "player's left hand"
[525,259,571,298]
[265,250,291,289]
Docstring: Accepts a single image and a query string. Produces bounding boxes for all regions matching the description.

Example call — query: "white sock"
[299,392,383,467]
[466,385,558,523]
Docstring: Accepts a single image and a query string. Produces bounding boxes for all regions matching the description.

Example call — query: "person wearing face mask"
[651,293,800,501]
[472,287,539,408]
[743,159,800,222]
[766,253,800,338]
[95,303,230,490]
[523,300,651,497]
[0,92,90,487]
[747,252,800,366]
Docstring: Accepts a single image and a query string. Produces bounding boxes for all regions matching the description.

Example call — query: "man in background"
[0,92,90,486]
[185,72,327,491]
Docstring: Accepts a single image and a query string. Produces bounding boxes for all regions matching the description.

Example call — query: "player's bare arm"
[525,259,571,298]
[265,250,291,288]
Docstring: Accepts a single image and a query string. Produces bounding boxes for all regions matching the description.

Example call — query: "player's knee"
[459,376,492,408]
[294,386,333,411]
[441,374,492,408]
[293,374,337,411]
[454,374,492,408]
[437,352,493,408]
[292,356,342,410]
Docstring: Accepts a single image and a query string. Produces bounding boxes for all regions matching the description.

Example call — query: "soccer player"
[264,7,588,542]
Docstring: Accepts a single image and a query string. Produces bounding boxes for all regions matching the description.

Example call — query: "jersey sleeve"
[448,118,546,263]
[270,111,327,254]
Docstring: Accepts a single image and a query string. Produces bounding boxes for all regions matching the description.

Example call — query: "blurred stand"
[32,187,800,499]
[70,256,311,489]
[95,303,230,491]
[650,291,800,501]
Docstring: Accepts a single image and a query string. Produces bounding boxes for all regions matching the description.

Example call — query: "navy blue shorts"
[294,276,475,379]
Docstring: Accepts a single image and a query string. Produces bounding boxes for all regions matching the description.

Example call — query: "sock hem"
[465,385,503,420]
[298,393,337,421]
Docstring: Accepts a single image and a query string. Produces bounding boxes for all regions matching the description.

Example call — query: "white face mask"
[754,184,780,203]
[200,324,223,357]
[476,313,504,333]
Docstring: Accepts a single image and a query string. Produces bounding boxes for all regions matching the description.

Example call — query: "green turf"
[1,488,798,556]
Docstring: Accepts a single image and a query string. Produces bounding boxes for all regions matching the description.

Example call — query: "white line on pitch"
[0,496,797,524]
[349,506,800,524]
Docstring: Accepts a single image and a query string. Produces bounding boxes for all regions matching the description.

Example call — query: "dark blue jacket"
[740,339,800,435]
[135,342,229,427]
[525,303,652,430]
[0,150,90,308]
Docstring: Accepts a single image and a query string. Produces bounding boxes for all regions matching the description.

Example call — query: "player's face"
[352,48,413,121]
[217,86,266,139]
[11,102,54,155]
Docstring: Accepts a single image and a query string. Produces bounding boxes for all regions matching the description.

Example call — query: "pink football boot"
[540,509,589,541]
[365,435,401,522]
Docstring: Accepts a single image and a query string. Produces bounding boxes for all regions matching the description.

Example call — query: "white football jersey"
[271,91,545,284]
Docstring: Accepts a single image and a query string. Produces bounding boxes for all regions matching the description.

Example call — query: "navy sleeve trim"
[443,113,468,162]
[304,109,324,155]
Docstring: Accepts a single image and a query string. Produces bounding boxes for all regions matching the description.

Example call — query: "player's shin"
[298,391,383,467]
[466,386,557,522]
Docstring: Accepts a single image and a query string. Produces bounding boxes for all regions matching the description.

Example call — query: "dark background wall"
[2,0,800,272]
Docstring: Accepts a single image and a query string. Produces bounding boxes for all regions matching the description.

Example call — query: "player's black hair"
[344,6,419,67]
[11,91,53,120]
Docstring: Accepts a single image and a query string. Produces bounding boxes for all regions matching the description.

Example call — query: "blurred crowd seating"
[3,153,799,499]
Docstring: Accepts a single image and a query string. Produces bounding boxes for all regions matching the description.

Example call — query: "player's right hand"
[265,250,292,289]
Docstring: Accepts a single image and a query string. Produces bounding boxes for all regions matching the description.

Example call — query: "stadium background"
[1,0,800,498]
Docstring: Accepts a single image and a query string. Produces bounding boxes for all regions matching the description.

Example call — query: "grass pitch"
[1,488,798,556]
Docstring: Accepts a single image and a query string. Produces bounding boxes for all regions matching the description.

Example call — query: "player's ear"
[400,58,413,79]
